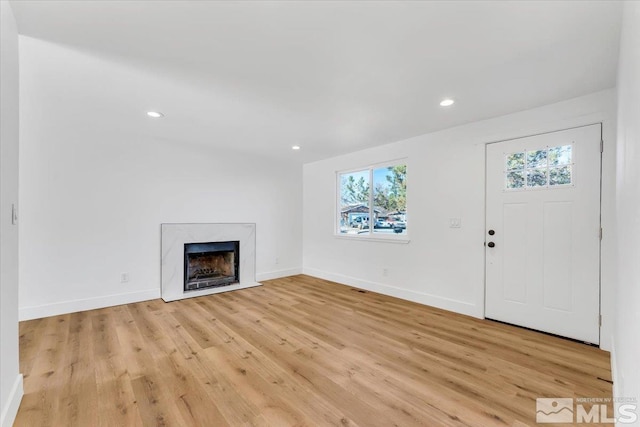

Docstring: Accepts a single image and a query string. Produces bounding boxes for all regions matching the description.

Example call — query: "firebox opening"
[184,241,240,292]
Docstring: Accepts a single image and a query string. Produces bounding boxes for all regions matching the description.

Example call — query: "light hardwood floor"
[15,275,612,426]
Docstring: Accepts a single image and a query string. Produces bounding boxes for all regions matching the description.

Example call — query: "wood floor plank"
[131,374,187,426]
[157,309,263,426]
[52,311,99,427]
[92,313,143,427]
[192,298,362,426]
[15,275,612,426]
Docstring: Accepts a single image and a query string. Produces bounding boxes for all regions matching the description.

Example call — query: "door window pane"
[550,166,572,186]
[527,169,547,187]
[526,150,547,168]
[506,152,525,170]
[549,145,572,166]
[506,171,525,189]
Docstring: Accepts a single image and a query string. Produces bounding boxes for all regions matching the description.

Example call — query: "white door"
[485,124,601,344]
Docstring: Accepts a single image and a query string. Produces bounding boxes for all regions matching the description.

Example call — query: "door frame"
[482,122,604,343]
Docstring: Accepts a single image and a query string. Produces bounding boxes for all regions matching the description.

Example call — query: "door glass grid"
[505,144,573,190]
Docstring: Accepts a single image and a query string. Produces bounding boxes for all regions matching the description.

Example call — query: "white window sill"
[334,233,410,244]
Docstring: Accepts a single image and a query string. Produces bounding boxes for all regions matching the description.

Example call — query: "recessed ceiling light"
[292,145,301,150]
[439,99,455,107]
[147,111,164,118]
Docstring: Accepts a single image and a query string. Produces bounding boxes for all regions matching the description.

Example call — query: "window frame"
[503,142,575,192]
[335,159,409,243]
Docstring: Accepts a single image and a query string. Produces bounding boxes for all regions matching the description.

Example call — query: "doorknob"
[487,242,495,248]
[488,230,495,235]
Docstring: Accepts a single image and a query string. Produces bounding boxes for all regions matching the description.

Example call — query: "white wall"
[0,1,23,426]
[18,37,303,320]
[614,0,640,417]
[303,89,617,350]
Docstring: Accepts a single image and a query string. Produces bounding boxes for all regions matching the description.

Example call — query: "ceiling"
[10,0,623,163]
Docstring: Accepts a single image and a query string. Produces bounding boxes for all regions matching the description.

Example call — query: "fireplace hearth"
[184,241,239,291]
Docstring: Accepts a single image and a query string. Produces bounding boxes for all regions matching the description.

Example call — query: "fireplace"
[161,223,259,302]
[183,241,240,292]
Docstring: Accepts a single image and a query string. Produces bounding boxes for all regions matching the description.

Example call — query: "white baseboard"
[0,374,23,427]
[303,267,482,319]
[610,338,621,400]
[19,288,161,321]
[256,267,303,282]
[18,267,304,320]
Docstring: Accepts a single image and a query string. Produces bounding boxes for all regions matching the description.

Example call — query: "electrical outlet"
[449,218,462,228]
[275,257,280,265]
[120,273,129,283]
[382,268,389,277]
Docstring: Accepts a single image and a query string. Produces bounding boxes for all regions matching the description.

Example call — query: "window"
[505,144,573,190]
[338,162,407,237]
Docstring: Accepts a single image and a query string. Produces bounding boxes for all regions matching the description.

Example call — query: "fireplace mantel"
[161,223,261,302]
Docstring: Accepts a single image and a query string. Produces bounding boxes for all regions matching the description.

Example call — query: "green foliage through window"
[505,145,573,190]
[340,171,370,205]
[373,165,407,213]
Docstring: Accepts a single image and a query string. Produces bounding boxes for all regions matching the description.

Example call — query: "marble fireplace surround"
[161,223,261,302]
